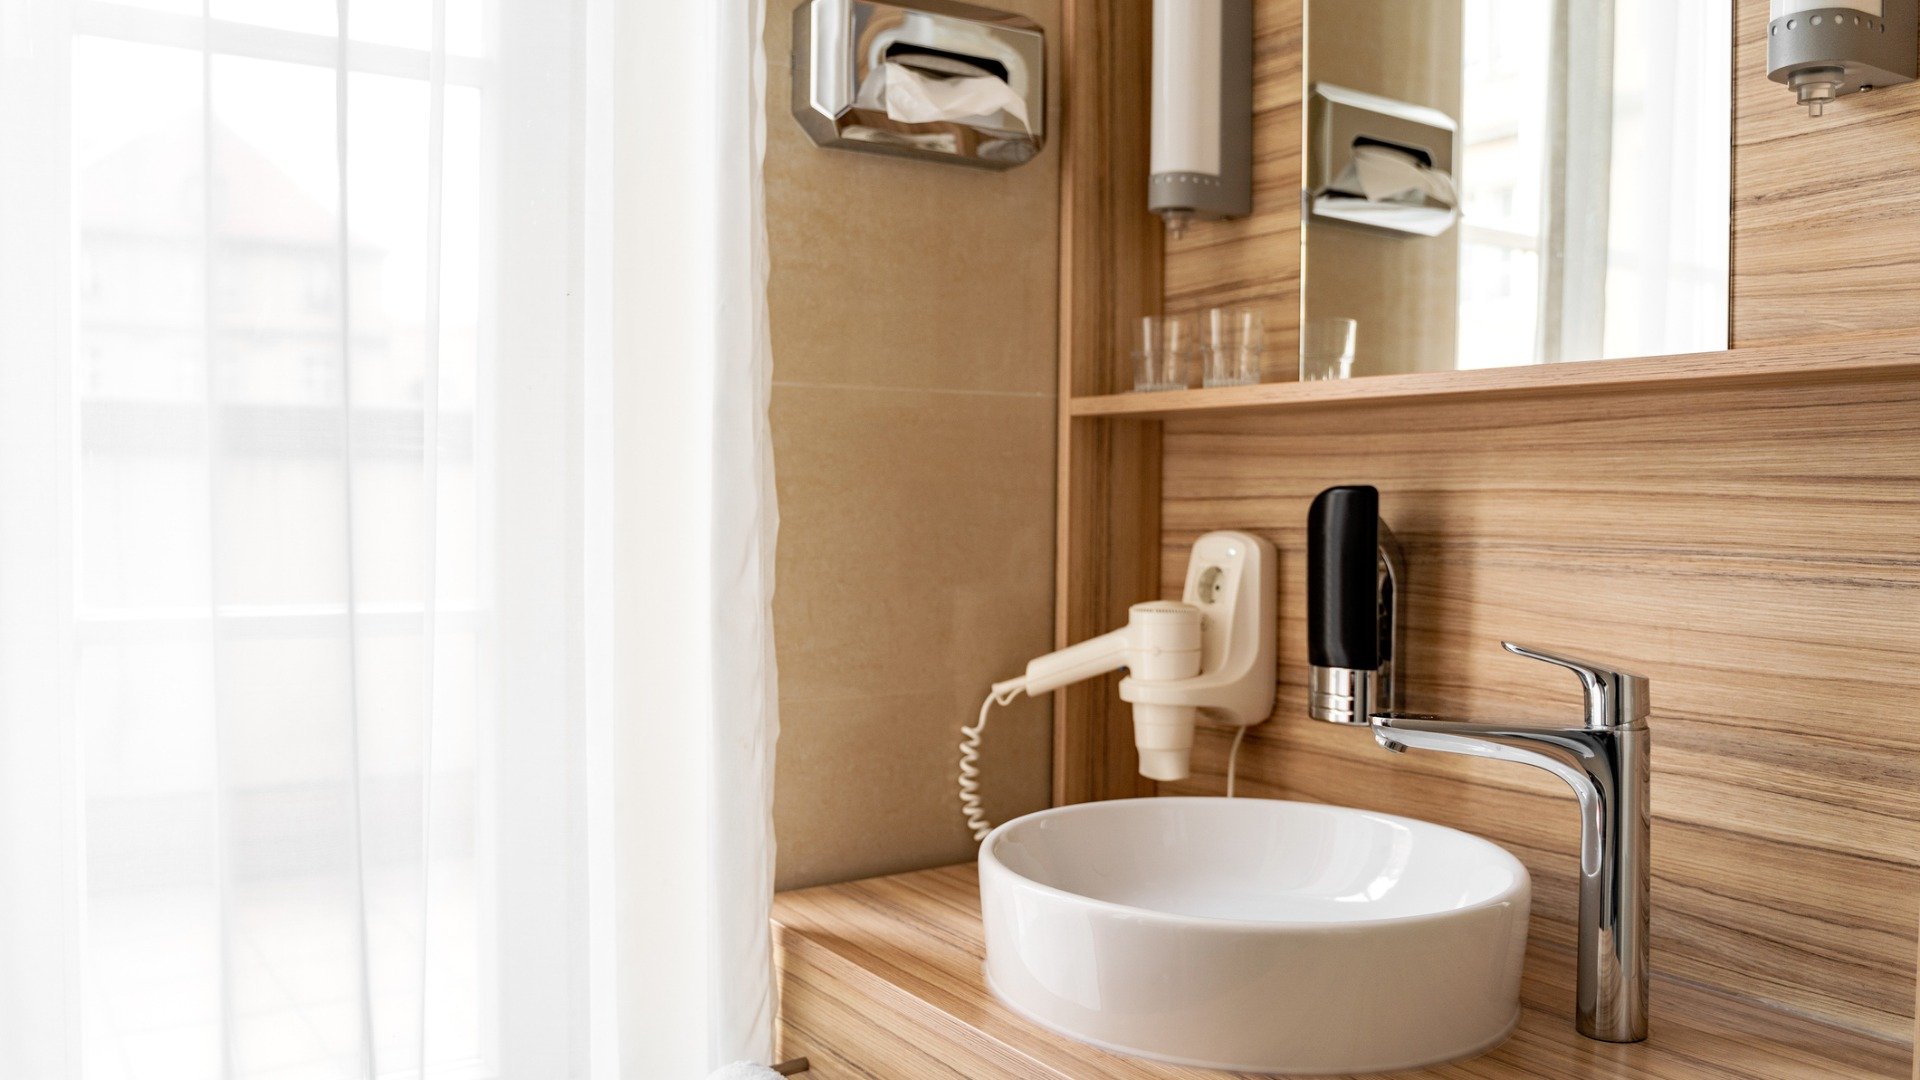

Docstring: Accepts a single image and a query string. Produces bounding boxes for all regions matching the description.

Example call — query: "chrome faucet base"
[1372,699,1650,1042]
[1308,665,1379,726]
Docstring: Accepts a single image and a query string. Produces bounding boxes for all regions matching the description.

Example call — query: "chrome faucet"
[1373,643,1650,1042]
[1306,486,1652,1043]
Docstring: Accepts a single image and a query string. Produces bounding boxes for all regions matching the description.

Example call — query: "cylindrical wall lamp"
[1149,0,1253,236]
[1767,0,1916,116]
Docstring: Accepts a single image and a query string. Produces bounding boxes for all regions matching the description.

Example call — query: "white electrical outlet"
[1124,530,1277,730]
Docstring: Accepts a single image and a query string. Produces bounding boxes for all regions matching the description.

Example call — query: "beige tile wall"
[764,0,1062,890]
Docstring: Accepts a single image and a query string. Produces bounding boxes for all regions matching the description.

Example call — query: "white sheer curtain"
[0,0,776,1077]
[606,0,780,1073]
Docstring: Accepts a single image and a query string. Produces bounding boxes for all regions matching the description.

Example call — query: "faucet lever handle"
[1501,641,1649,729]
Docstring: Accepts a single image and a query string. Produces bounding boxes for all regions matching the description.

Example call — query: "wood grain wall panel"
[1152,376,1920,1041]
[1732,0,1920,346]
[1132,0,1920,1050]
[1054,0,1163,805]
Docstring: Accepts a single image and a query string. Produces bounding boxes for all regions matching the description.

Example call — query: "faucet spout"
[1372,712,1650,1042]
[1370,719,1608,874]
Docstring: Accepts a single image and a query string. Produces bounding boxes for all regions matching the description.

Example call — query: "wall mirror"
[1302,0,1732,379]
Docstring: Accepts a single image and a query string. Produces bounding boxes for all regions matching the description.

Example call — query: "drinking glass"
[1301,316,1358,381]
[1202,307,1265,388]
[1132,314,1195,392]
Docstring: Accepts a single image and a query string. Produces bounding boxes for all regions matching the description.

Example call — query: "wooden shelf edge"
[1070,333,1920,419]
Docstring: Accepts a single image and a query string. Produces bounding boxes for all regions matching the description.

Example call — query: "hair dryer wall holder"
[1018,530,1278,778]
[960,530,1278,840]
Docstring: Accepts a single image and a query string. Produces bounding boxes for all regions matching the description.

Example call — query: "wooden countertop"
[773,864,1912,1079]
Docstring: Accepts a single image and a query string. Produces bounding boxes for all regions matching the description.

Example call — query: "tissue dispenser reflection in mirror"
[1307,83,1458,237]
[792,0,1045,169]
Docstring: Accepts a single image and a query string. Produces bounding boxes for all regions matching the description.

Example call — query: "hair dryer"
[961,531,1277,839]
[1004,599,1206,779]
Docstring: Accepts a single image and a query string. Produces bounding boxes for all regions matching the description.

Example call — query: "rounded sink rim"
[980,796,1530,932]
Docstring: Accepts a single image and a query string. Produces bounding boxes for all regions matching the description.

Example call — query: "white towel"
[706,1064,782,1080]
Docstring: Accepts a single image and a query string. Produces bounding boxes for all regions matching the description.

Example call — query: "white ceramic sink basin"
[979,797,1530,1074]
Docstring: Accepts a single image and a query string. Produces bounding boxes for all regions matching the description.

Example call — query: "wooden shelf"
[1070,333,1920,419]
[774,864,1913,1080]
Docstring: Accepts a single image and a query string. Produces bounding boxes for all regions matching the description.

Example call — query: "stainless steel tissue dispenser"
[1307,83,1458,237]
[793,0,1044,169]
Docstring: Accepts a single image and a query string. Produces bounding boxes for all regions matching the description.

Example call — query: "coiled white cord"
[961,683,1251,838]
[959,680,1026,841]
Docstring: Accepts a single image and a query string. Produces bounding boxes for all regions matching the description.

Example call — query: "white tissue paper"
[853,59,1031,133]
[1345,144,1457,205]
[1319,143,1459,236]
